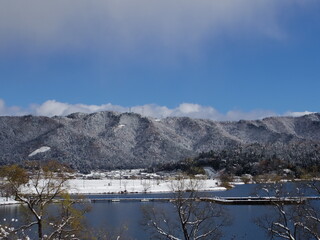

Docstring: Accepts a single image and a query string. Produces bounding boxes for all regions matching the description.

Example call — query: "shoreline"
[0,198,19,205]
[2,178,318,205]
[70,187,228,196]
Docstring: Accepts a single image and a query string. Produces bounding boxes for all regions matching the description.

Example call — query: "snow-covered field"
[67,178,225,195]
[0,178,226,205]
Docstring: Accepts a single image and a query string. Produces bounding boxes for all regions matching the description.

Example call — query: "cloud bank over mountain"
[0,99,313,121]
[0,0,310,58]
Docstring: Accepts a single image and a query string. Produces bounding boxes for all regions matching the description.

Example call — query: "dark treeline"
[154,141,320,178]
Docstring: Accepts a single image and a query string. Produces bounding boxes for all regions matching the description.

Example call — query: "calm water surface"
[0,183,313,239]
[85,184,269,239]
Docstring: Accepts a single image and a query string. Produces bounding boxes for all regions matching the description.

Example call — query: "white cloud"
[284,111,315,117]
[30,100,128,117]
[1,99,312,121]
[131,103,223,120]
[0,99,27,116]
[0,0,307,57]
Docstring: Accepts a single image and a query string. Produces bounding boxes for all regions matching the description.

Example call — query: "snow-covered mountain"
[0,112,319,172]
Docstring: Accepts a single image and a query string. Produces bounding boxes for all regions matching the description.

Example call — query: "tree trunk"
[38,220,43,239]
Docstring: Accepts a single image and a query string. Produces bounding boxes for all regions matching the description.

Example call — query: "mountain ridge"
[0,112,319,172]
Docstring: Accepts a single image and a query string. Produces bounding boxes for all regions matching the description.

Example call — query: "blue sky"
[0,0,319,120]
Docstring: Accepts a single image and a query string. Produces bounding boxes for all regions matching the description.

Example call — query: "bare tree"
[255,181,320,240]
[122,180,128,193]
[143,176,231,240]
[142,179,151,193]
[0,160,88,240]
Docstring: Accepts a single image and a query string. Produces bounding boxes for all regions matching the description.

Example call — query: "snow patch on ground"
[28,146,51,157]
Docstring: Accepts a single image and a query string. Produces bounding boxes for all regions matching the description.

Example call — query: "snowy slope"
[0,112,319,170]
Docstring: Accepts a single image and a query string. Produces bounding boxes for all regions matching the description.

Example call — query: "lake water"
[0,183,317,239]
[84,184,270,239]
